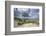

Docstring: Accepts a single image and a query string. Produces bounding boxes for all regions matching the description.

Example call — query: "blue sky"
[14,8,39,19]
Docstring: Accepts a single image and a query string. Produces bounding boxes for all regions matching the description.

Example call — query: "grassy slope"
[14,17,39,25]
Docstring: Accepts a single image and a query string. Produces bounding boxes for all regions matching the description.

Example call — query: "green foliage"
[14,17,39,25]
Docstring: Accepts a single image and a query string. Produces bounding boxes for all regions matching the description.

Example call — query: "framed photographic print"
[5,1,45,35]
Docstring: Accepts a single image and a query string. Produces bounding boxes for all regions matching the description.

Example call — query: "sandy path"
[15,23,39,27]
[22,23,39,27]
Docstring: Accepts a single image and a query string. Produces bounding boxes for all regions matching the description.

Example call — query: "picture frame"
[5,1,45,35]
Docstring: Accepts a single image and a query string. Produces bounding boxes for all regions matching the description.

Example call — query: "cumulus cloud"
[14,8,39,19]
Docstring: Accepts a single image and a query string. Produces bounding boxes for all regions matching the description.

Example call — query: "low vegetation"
[14,17,39,25]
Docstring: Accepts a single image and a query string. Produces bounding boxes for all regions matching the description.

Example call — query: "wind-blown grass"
[14,17,39,25]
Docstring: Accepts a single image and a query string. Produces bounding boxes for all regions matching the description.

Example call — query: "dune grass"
[14,17,39,25]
